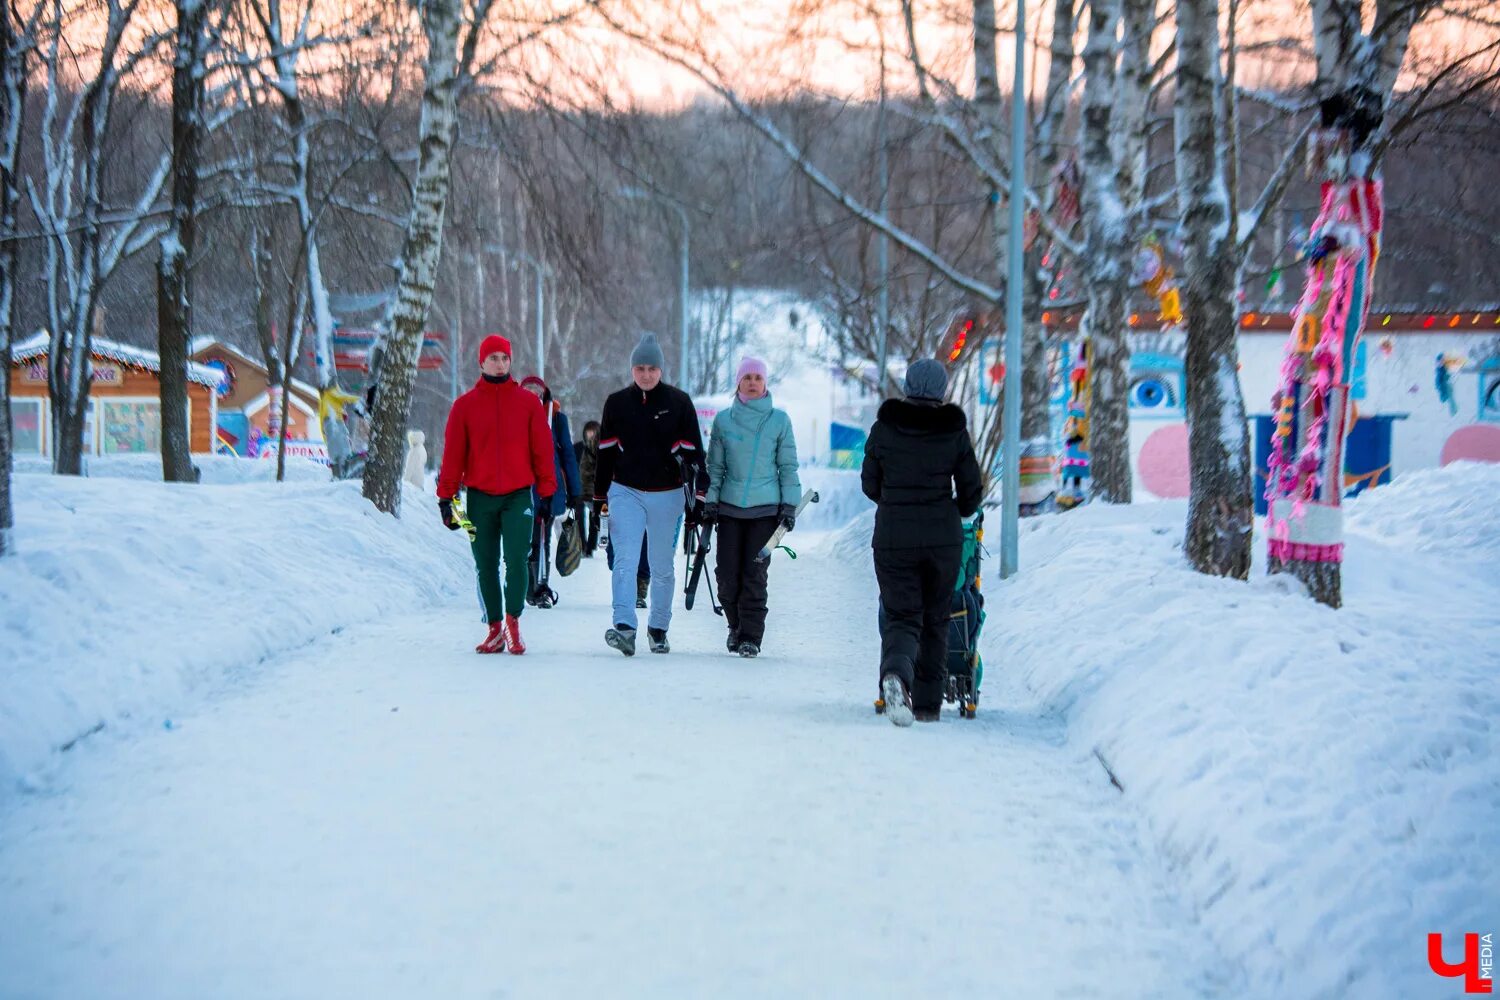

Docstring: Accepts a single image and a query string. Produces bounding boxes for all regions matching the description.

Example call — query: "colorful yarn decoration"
[1056,342,1091,511]
[1264,176,1382,573]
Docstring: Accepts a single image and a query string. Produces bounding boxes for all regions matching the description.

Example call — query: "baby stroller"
[875,512,986,719]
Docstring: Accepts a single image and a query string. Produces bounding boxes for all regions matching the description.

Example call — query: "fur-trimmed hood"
[877,398,968,435]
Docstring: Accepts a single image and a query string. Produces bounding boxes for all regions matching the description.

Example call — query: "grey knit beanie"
[903,358,949,402]
[630,332,666,370]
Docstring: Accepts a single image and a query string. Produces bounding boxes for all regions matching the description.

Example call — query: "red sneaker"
[503,614,526,655]
[476,622,507,654]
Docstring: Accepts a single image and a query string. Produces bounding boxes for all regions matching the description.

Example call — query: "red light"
[1449,314,1461,328]
[1042,311,1053,325]
[947,320,970,362]
[1128,313,1139,326]
[1242,312,1256,327]
[1423,316,1436,328]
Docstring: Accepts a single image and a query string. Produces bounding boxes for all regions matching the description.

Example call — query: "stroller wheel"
[874,698,886,715]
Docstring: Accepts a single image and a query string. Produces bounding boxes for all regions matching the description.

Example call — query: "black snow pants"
[714,515,780,644]
[874,544,961,712]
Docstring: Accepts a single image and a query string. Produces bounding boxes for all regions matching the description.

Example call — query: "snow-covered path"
[0,540,1233,998]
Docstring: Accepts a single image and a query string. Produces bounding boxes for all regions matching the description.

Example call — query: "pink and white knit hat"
[735,356,768,384]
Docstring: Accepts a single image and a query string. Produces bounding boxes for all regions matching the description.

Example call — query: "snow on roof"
[189,338,322,400]
[14,331,226,389]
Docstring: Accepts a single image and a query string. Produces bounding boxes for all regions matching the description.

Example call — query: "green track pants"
[466,487,535,622]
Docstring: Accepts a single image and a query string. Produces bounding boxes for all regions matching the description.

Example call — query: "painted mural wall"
[1121,324,1500,500]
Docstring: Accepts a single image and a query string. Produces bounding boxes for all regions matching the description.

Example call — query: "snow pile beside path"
[13,453,331,484]
[986,476,1499,998]
[1345,461,1500,582]
[0,474,471,795]
[795,467,873,531]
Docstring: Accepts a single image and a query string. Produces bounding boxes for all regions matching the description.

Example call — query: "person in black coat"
[862,358,984,726]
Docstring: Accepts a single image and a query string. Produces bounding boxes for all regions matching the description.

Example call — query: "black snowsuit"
[861,398,984,712]
[714,515,780,644]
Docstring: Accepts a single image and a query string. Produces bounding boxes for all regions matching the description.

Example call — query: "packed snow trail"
[0,540,1235,998]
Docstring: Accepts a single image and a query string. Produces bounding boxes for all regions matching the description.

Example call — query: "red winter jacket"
[436,376,558,500]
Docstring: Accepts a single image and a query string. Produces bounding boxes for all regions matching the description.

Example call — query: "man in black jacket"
[594,333,708,656]
[862,358,984,726]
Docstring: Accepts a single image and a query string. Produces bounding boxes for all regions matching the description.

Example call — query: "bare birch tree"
[362,0,485,514]
[27,0,170,475]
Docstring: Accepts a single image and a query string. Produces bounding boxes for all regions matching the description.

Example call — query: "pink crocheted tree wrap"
[1264,177,1383,558]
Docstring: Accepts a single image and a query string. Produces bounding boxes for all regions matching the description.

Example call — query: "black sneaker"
[647,627,670,654]
[605,625,637,657]
[736,640,760,658]
[880,673,914,727]
[726,630,740,654]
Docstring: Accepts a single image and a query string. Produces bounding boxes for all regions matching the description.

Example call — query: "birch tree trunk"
[1078,0,1133,503]
[1175,0,1253,578]
[0,5,24,555]
[362,0,464,515]
[157,0,212,484]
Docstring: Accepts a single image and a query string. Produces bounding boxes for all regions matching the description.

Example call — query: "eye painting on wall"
[1128,333,1187,419]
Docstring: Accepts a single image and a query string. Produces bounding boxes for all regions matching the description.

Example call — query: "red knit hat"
[478,334,511,364]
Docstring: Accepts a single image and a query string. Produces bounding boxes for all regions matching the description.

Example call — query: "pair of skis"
[683,489,820,611]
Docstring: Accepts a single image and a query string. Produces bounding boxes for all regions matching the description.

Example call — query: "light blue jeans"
[607,483,684,631]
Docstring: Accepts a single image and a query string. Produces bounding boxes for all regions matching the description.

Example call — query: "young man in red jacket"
[437,334,557,654]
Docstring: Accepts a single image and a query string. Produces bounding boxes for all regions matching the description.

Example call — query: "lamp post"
[483,244,547,379]
[1000,0,1026,580]
[619,186,690,388]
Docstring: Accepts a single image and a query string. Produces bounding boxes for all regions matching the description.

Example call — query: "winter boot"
[726,630,740,654]
[736,639,760,658]
[503,614,526,655]
[880,673,914,727]
[606,624,637,657]
[476,622,507,654]
[913,706,941,723]
[647,628,670,654]
[635,576,649,609]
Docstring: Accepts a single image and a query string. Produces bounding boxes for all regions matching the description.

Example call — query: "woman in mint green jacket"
[703,356,801,658]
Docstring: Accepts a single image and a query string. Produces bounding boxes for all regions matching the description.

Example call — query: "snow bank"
[1344,461,1500,584]
[794,467,872,531]
[13,453,332,484]
[0,473,471,795]
[986,472,1499,997]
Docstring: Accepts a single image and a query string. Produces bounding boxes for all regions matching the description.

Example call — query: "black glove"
[701,501,719,525]
[538,495,554,521]
[439,498,460,531]
[777,503,796,533]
